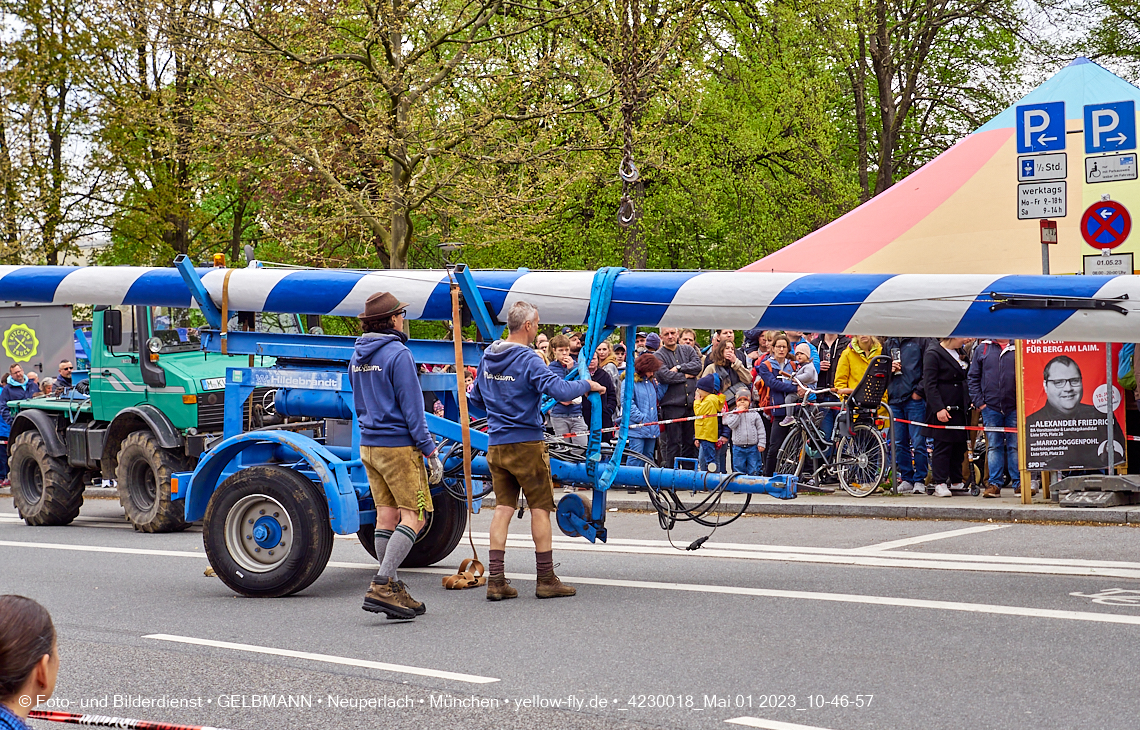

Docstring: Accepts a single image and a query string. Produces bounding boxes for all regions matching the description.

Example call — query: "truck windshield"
[152,308,204,353]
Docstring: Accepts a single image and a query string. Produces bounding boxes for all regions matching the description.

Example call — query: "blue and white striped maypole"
[1,264,1138,340]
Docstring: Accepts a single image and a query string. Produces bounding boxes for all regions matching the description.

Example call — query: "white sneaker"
[779,416,795,427]
[897,480,912,493]
[933,483,952,498]
[910,482,928,495]
[951,482,965,491]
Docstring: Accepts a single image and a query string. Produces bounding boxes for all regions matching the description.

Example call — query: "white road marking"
[0,540,204,558]
[727,718,835,730]
[403,567,1140,626]
[460,535,1140,579]
[8,534,1140,581]
[855,524,1010,552]
[144,634,499,684]
[0,515,135,530]
[4,539,1140,626]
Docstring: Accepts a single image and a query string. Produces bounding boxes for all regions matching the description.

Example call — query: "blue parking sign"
[1084,101,1136,154]
[1017,102,1066,153]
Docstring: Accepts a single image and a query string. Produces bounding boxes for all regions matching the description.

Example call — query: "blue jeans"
[698,440,727,473]
[627,437,657,463]
[732,444,763,476]
[890,399,929,484]
[981,407,1019,488]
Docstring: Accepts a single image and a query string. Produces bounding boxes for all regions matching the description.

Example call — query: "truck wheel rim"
[17,460,43,506]
[225,494,294,573]
[127,460,158,511]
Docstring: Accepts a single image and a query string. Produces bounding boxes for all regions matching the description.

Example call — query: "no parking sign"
[1080,201,1132,249]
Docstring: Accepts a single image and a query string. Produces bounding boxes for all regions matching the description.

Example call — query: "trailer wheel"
[10,430,83,526]
[203,465,333,598]
[115,430,188,533]
[356,493,467,567]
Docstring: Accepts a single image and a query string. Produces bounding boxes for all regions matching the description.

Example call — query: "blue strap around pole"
[577,267,625,494]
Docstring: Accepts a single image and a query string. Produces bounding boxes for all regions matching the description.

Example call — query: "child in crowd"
[779,342,818,427]
[547,334,588,448]
[723,392,766,476]
[693,374,727,473]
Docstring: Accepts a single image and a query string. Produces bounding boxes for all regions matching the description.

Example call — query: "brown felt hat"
[358,291,408,321]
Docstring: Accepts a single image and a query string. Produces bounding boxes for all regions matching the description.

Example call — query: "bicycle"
[773,355,891,497]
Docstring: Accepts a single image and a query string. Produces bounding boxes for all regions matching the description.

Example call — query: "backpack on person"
[1120,343,1136,391]
[751,359,774,410]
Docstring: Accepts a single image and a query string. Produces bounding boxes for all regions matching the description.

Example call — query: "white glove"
[427,455,444,484]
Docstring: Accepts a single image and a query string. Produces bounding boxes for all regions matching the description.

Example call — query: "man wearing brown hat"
[350,292,444,620]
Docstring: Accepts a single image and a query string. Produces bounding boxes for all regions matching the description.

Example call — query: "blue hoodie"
[349,332,435,454]
[547,360,583,417]
[468,340,593,446]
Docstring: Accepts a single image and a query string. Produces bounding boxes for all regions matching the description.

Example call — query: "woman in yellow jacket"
[833,335,888,410]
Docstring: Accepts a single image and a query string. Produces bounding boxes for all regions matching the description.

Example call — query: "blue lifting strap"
[577,267,625,491]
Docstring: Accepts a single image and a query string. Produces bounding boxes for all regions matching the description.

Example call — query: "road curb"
[505,492,1140,526]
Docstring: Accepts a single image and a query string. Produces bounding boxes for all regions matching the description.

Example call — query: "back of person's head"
[0,595,55,702]
[634,353,660,380]
[506,301,538,333]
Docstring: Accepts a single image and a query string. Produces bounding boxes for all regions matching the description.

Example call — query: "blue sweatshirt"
[468,340,593,446]
[348,332,435,455]
[547,360,583,417]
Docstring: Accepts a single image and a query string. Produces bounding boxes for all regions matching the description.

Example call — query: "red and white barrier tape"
[29,710,237,730]
[556,403,792,438]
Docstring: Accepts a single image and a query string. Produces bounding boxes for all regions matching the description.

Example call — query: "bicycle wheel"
[774,425,806,478]
[836,424,887,497]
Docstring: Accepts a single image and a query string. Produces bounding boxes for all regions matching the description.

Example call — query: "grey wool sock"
[373,529,393,581]
[378,524,417,581]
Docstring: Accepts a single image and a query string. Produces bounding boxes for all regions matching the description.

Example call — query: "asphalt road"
[5,496,1140,730]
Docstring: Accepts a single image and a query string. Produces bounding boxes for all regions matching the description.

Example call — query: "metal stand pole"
[1107,342,1116,475]
[888,408,899,494]
[1041,242,1050,275]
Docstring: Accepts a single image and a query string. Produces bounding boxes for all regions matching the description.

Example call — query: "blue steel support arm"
[174,255,223,329]
[452,264,500,342]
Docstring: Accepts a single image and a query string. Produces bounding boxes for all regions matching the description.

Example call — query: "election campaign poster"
[1020,341,1127,471]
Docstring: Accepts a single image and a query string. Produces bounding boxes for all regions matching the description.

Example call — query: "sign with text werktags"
[1017,181,1067,219]
[1020,341,1126,471]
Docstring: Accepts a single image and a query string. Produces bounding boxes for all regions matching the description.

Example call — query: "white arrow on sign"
[1107,133,1128,145]
[1101,209,1114,219]
[1037,134,1058,145]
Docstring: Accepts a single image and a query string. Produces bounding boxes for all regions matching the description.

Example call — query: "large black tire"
[115,430,188,533]
[356,492,467,567]
[10,430,83,526]
[203,465,334,597]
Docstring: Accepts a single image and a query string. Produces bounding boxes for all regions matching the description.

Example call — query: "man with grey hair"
[469,300,605,601]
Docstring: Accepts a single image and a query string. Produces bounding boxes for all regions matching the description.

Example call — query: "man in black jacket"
[884,337,931,494]
[654,327,703,467]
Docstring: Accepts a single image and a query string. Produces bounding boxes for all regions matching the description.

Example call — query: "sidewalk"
[7,486,1139,527]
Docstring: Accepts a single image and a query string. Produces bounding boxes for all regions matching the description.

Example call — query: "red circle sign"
[1081,201,1132,249]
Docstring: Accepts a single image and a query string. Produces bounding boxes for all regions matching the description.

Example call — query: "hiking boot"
[536,571,576,599]
[486,573,518,601]
[394,580,426,615]
[362,578,415,619]
[982,485,1001,499]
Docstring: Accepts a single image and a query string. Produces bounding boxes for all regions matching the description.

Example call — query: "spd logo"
[2,323,39,362]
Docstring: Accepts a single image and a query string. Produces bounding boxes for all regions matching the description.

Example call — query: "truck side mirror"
[104,309,122,347]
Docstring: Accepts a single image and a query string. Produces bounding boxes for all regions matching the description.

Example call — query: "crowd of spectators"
[535,329,1045,497]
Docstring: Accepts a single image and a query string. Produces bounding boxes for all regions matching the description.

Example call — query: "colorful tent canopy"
[744,58,1140,275]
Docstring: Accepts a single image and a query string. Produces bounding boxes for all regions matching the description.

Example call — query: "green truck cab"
[8,305,277,532]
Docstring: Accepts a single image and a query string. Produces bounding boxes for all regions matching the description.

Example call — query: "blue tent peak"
[977,58,1140,131]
